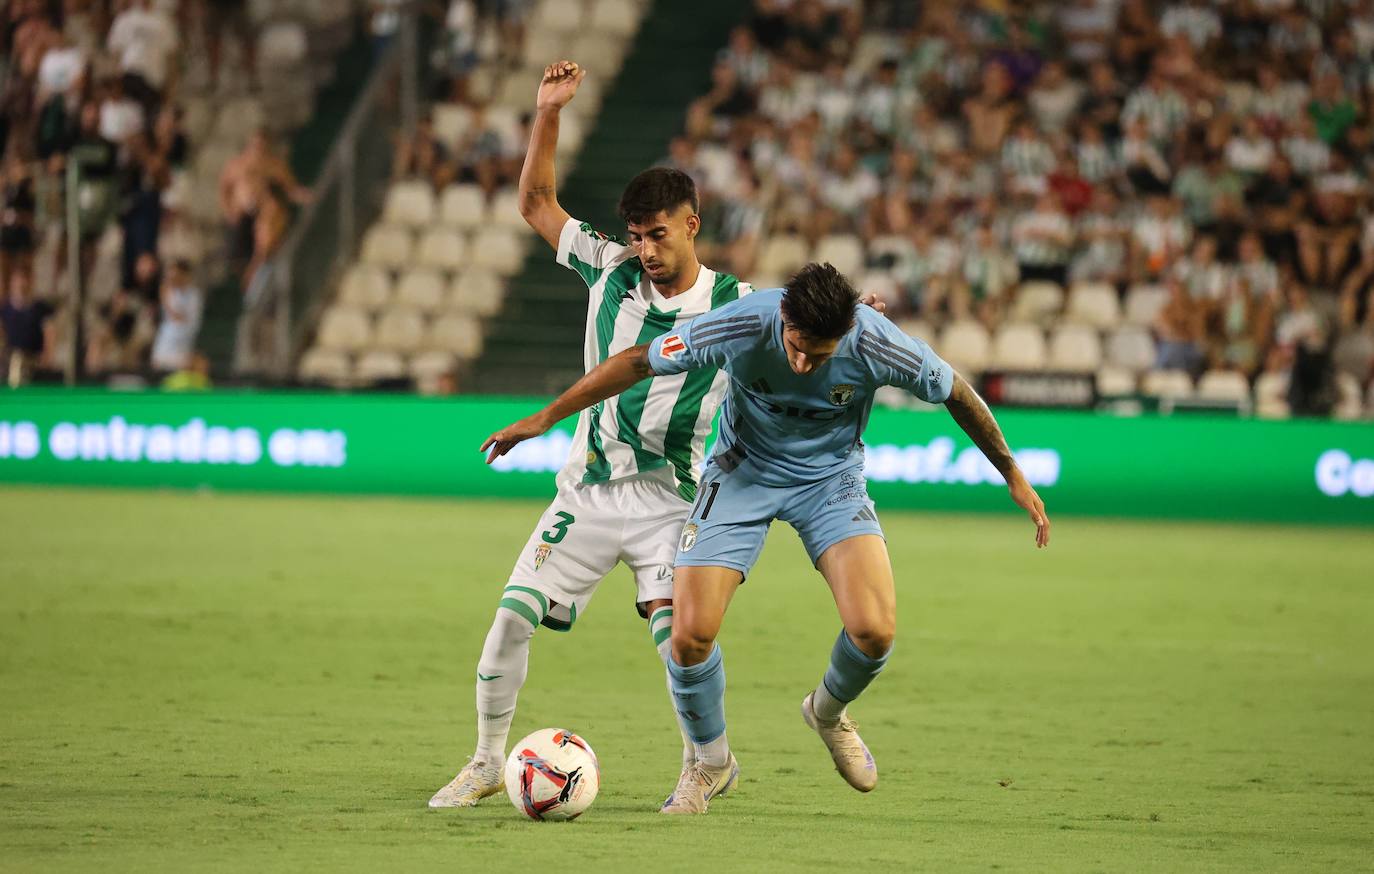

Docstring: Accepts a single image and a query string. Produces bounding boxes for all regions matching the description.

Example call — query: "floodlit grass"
[1,487,1371,872]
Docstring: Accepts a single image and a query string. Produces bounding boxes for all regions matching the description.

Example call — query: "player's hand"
[481,412,553,464]
[536,61,586,111]
[859,293,887,316]
[1007,471,1050,548]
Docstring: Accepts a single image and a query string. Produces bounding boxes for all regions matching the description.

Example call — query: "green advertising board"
[1,389,1372,524]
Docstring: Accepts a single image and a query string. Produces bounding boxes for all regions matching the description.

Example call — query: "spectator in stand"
[1281,115,1331,178]
[697,167,765,278]
[203,0,257,93]
[1159,0,1221,54]
[1122,116,1172,195]
[106,0,179,111]
[1155,277,1206,373]
[1236,232,1280,301]
[1208,275,1271,376]
[1131,194,1191,278]
[150,259,203,372]
[816,142,879,238]
[959,223,1018,322]
[392,113,454,190]
[1071,188,1129,287]
[1047,149,1093,217]
[118,133,169,286]
[0,269,54,386]
[1122,66,1188,146]
[962,61,1017,156]
[1027,61,1083,136]
[1057,0,1117,68]
[454,104,514,195]
[162,349,212,391]
[88,284,153,374]
[687,61,758,140]
[1,153,37,286]
[718,25,771,90]
[1174,234,1229,301]
[1012,191,1074,288]
[97,76,146,146]
[218,129,311,284]
[1000,119,1055,195]
[1225,116,1276,178]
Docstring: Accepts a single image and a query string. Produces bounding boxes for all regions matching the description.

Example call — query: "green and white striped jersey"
[555,217,752,501]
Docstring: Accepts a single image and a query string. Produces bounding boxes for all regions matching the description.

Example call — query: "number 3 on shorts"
[541,511,576,544]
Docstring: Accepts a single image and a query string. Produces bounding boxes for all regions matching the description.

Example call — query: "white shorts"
[507,475,689,631]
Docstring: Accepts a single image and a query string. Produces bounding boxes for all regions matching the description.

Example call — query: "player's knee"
[670,625,716,666]
[847,622,895,658]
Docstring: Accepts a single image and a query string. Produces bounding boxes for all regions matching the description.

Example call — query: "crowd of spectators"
[672,0,1374,414]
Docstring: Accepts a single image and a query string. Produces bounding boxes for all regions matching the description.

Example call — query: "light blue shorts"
[674,460,884,577]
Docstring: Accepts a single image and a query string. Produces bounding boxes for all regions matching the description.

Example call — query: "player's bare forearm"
[517,107,570,248]
[944,373,1052,546]
[944,374,1017,480]
[481,344,653,463]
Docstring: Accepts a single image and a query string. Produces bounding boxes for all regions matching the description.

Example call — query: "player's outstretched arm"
[518,60,584,249]
[943,374,1051,548]
[481,344,653,463]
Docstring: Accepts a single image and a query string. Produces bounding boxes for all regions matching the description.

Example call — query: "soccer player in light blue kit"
[483,263,1051,814]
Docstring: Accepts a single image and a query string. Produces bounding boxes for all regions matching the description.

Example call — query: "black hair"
[781,263,859,340]
[617,167,698,225]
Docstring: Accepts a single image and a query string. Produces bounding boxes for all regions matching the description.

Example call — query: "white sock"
[649,605,695,767]
[696,733,731,768]
[474,597,542,764]
[812,682,846,724]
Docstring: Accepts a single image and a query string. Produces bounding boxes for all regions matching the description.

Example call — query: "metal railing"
[234,11,419,378]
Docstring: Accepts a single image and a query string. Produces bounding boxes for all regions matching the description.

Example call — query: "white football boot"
[659,755,740,815]
[801,692,878,792]
[428,758,503,808]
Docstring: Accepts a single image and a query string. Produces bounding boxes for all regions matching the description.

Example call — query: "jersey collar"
[647,263,714,310]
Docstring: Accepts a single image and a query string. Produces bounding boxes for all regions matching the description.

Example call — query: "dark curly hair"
[781,263,859,340]
[617,167,699,225]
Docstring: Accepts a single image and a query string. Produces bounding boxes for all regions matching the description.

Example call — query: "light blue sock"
[814,630,891,722]
[668,644,728,750]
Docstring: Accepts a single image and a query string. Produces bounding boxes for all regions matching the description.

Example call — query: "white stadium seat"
[758,235,810,278]
[383,180,436,227]
[1096,366,1136,396]
[590,0,643,37]
[895,318,934,343]
[429,313,485,359]
[521,30,567,71]
[410,349,457,382]
[814,234,865,277]
[1254,371,1291,418]
[1196,370,1250,403]
[450,270,505,317]
[416,227,468,272]
[486,188,527,231]
[360,224,413,269]
[316,305,372,352]
[375,308,426,352]
[395,269,447,313]
[938,320,991,375]
[1124,284,1168,326]
[355,349,407,383]
[1010,281,1065,324]
[1047,325,1103,373]
[1105,326,1157,373]
[856,271,900,304]
[1141,369,1195,399]
[991,323,1047,371]
[439,184,487,229]
[534,0,584,33]
[1065,282,1122,329]
[298,348,351,385]
[432,103,472,149]
[555,111,587,154]
[1335,373,1364,420]
[338,265,392,311]
[469,227,527,275]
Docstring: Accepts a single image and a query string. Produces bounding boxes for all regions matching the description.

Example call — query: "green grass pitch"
[1,486,1371,872]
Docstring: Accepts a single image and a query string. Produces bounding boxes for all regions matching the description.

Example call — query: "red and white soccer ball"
[504,728,600,821]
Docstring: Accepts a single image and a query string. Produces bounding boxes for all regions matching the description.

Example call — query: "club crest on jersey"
[534,544,551,571]
[661,334,686,360]
[679,523,698,552]
[829,384,856,406]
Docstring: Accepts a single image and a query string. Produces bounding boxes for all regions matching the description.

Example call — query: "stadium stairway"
[467,0,748,395]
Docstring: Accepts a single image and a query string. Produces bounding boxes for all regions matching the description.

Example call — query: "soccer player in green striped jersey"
[429,60,754,809]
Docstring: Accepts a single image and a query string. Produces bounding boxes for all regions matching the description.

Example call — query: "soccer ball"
[504,728,600,821]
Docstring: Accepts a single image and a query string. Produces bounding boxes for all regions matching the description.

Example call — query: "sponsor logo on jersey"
[679,522,698,552]
[829,384,856,406]
[534,543,552,570]
[656,565,672,580]
[660,334,686,360]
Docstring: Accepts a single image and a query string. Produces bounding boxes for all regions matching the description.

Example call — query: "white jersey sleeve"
[556,218,634,289]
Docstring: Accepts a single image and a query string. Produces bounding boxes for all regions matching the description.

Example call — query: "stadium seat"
[590,0,643,37]
[439,184,487,229]
[316,305,372,352]
[1096,366,1137,396]
[374,308,426,353]
[758,235,810,278]
[338,265,392,311]
[486,188,527,231]
[896,318,933,343]
[1141,369,1195,399]
[1124,284,1168,326]
[1010,281,1065,324]
[469,227,526,275]
[1065,282,1122,329]
[432,103,472,149]
[990,323,1047,371]
[395,270,447,313]
[1047,325,1103,373]
[355,350,407,383]
[534,0,584,33]
[449,270,505,317]
[865,234,915,269]
[1334,373,1364,420]
[856,271,899,304]
[521,30,567,71]
[410,349,457,392]
[1254,371,1291,418]
[257,21,307,74]
[429,313,485,359]
[555,111,587,154]
[572,32,627,75]
[938,320,991,374]
[1332,330,1374,380]
[298,348,351,385]
[815,234,865,276]
[1105,326,1158,373]
[1196,370,1251,404]
[383,180,436,227]
[415,227,469,273]
[360,225,413,269]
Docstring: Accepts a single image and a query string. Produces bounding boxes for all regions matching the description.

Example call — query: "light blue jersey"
[645,289,955,575]
[647,289,954,487]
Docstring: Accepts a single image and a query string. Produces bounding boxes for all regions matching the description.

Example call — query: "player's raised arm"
[518,61,583,249]
[943,374,1051,548]
[481,344,655,463]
